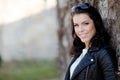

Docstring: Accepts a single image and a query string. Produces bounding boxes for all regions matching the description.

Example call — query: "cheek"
[86,24,96,36]
[90,27,96,37]
[74,28,78,34]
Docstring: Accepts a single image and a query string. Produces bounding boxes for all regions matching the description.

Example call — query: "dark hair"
[71,3,111,55]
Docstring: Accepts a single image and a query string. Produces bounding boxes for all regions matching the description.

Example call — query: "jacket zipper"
[85,66,89,80]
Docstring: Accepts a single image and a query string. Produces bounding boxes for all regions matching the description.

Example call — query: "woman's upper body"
[64,3,118,80]
[64,45,118,80]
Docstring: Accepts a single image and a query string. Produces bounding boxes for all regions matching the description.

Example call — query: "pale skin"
[73,13,96,49]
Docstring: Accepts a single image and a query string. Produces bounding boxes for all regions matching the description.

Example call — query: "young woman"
[64,3,118,80]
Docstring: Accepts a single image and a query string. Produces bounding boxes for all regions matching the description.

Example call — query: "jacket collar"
[88,46,100,52]
[70,52,95,80]
[64,53,80,80]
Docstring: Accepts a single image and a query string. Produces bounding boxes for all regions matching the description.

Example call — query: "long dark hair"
[71,3,111,55]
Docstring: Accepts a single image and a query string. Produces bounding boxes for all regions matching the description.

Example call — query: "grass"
[0,60,59,80]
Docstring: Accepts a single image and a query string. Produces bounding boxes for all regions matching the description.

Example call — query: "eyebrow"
[81,19,90,22]
[73,20,89,24]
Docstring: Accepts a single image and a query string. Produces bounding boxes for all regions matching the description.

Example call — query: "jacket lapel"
[64,53,80,80]
[71,52,95,80]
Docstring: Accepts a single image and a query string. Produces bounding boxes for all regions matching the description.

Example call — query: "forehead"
[73,13,92,23]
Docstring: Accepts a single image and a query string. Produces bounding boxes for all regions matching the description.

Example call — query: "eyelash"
[74,23,89,26]
[84,23,89,25]
[73,22,89,28]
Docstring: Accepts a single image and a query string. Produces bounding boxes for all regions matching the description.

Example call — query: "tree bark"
[56,0,120,79]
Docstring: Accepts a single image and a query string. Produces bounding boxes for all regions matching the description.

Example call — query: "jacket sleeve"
[98,49,117,80]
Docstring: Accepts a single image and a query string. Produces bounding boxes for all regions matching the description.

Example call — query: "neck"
[85,42,91,49]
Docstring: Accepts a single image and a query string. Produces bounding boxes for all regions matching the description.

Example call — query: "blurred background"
[0,0,120,80]
[0,0,58,61]
[0,0,59,80]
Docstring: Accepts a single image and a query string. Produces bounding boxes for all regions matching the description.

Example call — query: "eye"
[73,24,79,27]
[84,22,89,25]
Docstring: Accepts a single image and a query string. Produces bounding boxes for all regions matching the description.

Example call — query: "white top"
[70,48,88,78]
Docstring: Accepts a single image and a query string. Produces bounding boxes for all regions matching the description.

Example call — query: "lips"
[81,34,87,37]
[78,33,88,38]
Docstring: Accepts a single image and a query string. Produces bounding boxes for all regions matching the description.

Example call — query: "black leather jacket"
[64,46,118,80]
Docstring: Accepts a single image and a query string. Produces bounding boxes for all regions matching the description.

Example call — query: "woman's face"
[73,13,96,47]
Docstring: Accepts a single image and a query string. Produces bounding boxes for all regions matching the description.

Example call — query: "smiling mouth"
[80,33,87,36]
[81,35,86,38]
[79,33,88,38]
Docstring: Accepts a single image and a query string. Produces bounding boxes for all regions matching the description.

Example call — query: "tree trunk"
[56,0,120,79]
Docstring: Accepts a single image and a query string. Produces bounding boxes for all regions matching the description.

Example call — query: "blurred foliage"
[0,60,59,80]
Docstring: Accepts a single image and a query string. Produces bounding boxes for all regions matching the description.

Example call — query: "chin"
[81,39,89,43]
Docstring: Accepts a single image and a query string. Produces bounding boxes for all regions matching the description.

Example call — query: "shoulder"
[90,46,116,62]
[97,46,116,58]
[98,46,111,55]
[94,46,118,70]
[91,47,109,59]
[92,45,115,56]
